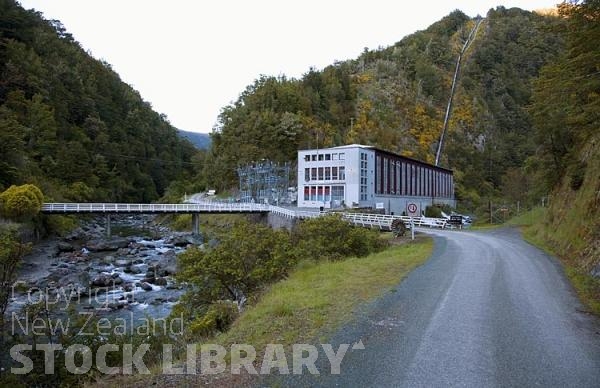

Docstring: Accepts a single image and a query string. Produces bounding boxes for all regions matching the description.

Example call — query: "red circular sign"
[407,203,417,213]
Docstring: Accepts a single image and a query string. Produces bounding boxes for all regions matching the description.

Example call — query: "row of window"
[304,166,346,182]
[360,152,368,201]
[303,152,345,162]
[302,185,345,202]
[375,155,453,198]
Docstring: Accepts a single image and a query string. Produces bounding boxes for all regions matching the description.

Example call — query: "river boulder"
[86,237,130,252]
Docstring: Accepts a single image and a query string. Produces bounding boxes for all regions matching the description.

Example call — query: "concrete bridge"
[41,202,448,237]
[41,202,270,236]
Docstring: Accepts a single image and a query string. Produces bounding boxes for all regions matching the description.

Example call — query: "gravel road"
[277,228,600,387]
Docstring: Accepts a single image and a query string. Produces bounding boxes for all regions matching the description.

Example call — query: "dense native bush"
[175,216,387,336]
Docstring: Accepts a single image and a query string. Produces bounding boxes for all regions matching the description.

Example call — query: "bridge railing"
[42,202,448,229]
[41,203,270,213]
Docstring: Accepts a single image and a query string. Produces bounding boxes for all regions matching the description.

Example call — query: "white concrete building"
[297,144,455,215]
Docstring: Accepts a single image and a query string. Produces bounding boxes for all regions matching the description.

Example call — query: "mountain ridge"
[177,129,211,149]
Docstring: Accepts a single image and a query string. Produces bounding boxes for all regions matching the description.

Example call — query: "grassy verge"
[468,223,501,231]
[217,237,433,350]
[92,236,433,387]
[507,208,600,316]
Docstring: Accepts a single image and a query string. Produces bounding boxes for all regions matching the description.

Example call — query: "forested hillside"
[528,0,599,283]
[204,7,564,215]
[0,0,198,202]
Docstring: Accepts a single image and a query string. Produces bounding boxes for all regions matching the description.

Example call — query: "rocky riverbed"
[9,215,199,324]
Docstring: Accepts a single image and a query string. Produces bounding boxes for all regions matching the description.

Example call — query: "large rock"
[86,238,130,252]
[90,274,118,288]
[130,265,146,275]
[57,242,75,253]
[139,282,153,291]
[114,258,131,267]
[168,235,191,247]
[64,228,85,241]
[101,255,114,265]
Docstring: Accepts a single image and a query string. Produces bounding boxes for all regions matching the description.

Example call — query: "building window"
[339,166,345,180]
[332,167,338,180]
[310,186,317,201]
[420,167,424,196]
[411,164,416,196]
[311,167,317,181]
[304,155,310,162]
[325,167,331,180]
[324,186,331,201]
[331,185,344,202]
[360,152,368,201]
[311,154,317,161]
[375,156,381,194]
[304,186,309,201]
[325,154,331,161]
[339,153,345,160]
[318,167,324,180]
[383,157,388,195]
[417,167,421,196]
[305,168,310,182]
[332,153,338,160]
[318,154,324,161]
[405,163,409,196]
[396,162,401,195]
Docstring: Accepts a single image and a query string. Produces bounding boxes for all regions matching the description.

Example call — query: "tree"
[0,226,31,350]
[529,0,600,191]
[0,184,44,221]
[177,221,294,307]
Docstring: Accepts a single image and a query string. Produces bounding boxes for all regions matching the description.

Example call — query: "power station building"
[297,144,455,215]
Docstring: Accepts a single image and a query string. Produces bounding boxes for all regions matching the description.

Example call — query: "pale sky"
[18,0,559,133]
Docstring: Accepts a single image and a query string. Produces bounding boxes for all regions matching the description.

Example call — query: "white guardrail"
[42,202,448,230]
[41,203,270,213]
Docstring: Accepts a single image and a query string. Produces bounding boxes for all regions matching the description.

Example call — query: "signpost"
[407,203,419,216]
[449,215,463,229]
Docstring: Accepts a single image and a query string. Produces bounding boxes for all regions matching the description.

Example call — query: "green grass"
[467,207,546,231]
[505,207,546,227]
[468,223,501,231]
[216,238,433,350]
[564,267,600,315]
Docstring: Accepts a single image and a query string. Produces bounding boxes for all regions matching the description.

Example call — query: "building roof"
[298,144,453,173]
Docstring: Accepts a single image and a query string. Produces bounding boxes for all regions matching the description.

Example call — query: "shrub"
[292,215,386,261]
[188,301,239,337]
[425,205,442,218]
[177,221,295,306]
[0,184,44,221]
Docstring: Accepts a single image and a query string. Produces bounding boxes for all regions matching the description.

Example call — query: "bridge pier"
[106,214,111,238]
[192,213,200,236]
